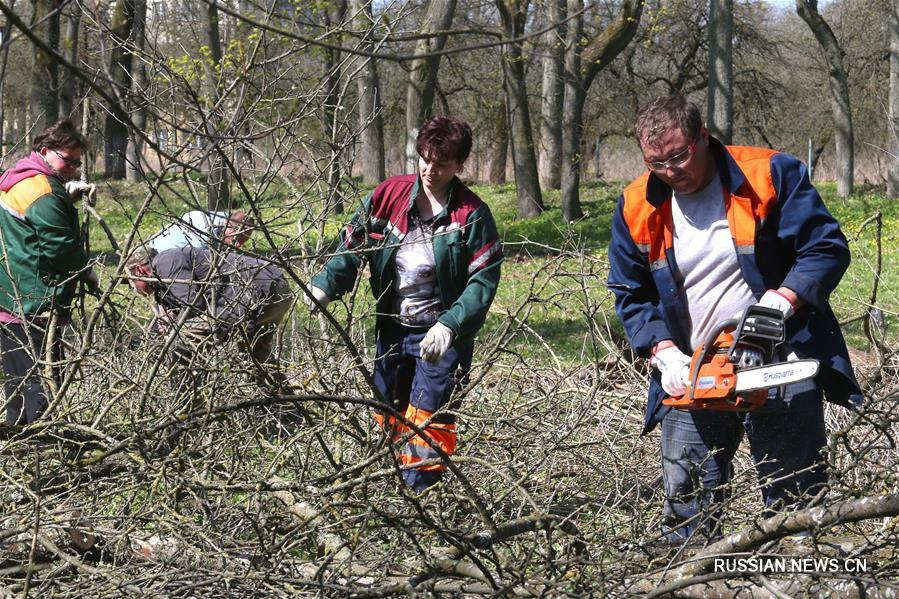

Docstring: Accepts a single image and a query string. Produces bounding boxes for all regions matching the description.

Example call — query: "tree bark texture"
[639,492,899,597]
[707,0,733,144]
[796,0,853,197]
[561,0,643,222]
[352,0,385,185]
[31,0,61,134]
[889,0,899,197]
[57,5,79,118]
[125,0,147,182]
[404,0,456,172]
[204,0,229,210]
[497,0,543,218]
[538,0,566,190]
[104,0,135,179]
[487,104,508,184]
[0,7,14,153]
[321,1,348,214]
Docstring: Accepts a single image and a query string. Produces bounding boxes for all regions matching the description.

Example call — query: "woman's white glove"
[420,322,454,364]
[64,181,96,202]
[650,346,692,397]
[756,289,795,319]
[307,286,331,310]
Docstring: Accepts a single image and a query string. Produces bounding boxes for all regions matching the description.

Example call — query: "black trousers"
[0,320,62,425]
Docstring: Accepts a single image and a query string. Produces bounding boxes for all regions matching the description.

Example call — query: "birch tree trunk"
[404,0,456,172]
[707,0,733,144]
[796,0,853,197]
[538,0,565,190]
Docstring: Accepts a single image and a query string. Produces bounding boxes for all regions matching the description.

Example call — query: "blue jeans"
[659,378,826,541]
[372,323,473,491]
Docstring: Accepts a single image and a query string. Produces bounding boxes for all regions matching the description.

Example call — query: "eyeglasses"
[644,141,696,171]
[53,150,82,169]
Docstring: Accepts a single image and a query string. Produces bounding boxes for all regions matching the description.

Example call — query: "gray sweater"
[150,247,287,328]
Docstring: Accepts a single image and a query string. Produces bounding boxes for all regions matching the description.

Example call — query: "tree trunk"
[104,0,135,179]
[321,1,348,214]
[707,0,733,144]
[796,0,853,197]
[497,0,543,218]
[561,0,643,222]
[405,0,456,172]
[889,0,899,198]
[487,105,508,184]
[538,0,565,190]
[125,0,147,182]
[31,0,61,134]
[352,0,385,185]
[57,6,79,118]
[0,8,14,154]
[204,0,229,210]
[561,65,585,222]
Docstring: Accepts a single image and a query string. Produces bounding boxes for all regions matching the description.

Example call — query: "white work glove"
[420,322,454,364]
[64,181,96,202]
[307,286,331,310]
[756,289,795,319]
[650,346,692,397]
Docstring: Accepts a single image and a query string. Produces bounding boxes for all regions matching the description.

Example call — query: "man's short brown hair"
[32,118,89,153]
[634,95,703,151]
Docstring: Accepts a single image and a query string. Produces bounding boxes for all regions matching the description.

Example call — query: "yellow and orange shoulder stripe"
[0,175,53,219]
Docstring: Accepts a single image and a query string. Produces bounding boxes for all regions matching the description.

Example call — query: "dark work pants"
[659,378,827,541]
[372,323,474,491]
[1,320,62,425]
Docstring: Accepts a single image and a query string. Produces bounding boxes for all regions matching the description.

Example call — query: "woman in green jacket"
[310,116,503,490]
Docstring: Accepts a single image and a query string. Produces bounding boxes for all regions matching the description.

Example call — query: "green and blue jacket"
[607,138,862,434]
[312,175,502,344]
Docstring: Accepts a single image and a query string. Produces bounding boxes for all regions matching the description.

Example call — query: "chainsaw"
[662,305,819,411]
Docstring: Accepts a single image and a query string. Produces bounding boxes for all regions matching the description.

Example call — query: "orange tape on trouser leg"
[398,406,457,473]
[372,411,408,443]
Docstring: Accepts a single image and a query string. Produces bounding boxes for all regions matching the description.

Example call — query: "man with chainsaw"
[607,94,862,541]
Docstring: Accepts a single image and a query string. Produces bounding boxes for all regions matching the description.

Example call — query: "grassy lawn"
[85,176,897,364]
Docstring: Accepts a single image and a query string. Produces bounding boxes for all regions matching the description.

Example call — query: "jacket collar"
[644,136,745,207]
[409,175,459,221]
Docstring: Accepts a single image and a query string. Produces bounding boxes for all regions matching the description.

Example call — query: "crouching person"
[123,245,293,392]
[307,116,503,491]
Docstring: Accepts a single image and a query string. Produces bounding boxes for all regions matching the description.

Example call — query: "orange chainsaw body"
[662,330,768,412]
